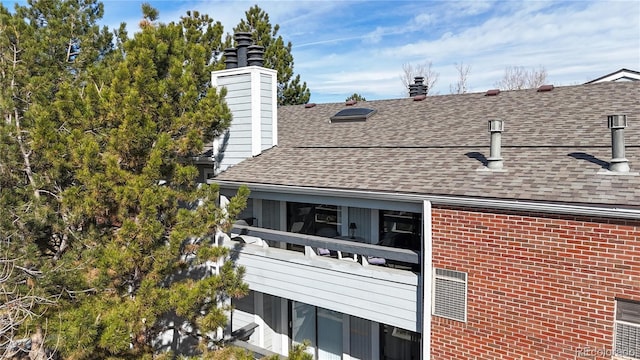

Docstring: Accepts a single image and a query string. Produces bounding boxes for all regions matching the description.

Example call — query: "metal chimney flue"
[487,120,504,170]
[247,45,265,67]
[409,76,427,97]
[223,48,237,69]
[234,32,253,68]
[607,114,630,173]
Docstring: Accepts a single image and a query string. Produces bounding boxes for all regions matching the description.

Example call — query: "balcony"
[224,225,423,332]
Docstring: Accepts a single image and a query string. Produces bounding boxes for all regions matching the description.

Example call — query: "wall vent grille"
[433,268,467,322]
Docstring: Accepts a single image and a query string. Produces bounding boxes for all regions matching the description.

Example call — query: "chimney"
[487,120,504,170]
[409,76,427,97]
[210,33,278,175]
[224,48,238,69]
[607,114,630,173]
[247,45,265,67]
[234,32,253,68]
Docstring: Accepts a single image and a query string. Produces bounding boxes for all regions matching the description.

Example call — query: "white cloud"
[71,0,640,102]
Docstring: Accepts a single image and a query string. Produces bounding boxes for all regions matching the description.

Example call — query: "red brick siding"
[431,207,640,360]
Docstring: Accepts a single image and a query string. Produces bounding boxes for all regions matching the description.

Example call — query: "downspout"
[422,201,433,360]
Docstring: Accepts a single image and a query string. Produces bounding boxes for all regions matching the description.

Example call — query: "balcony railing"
[226,224,423,332]
[230,224,420,269]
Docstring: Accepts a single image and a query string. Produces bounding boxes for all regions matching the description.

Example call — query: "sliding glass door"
[292,302,316,357]
[291,301,343,359]
[317,308,342,360]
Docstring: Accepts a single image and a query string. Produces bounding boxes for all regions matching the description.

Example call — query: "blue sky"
[3,0,639,103]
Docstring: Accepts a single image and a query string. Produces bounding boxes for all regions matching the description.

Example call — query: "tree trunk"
[28,326,47,360]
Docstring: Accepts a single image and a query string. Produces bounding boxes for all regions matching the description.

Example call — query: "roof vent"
[247,45,264,67]
[607,114,630,173]
[485,89,500,96]
[486,120,504,170]
[345,99,357,106]
[409,76,428,97]
[224,33,263,69]
[234,32,253,68]
[304,103,316,108]
[537,84,554,92]
[330,108,376,122]
[224,48,238,69]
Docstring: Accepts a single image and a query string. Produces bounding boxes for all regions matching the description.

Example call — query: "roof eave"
[211,180,640,220]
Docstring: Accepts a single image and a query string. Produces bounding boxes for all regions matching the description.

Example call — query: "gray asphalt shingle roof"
[216,81,640,207]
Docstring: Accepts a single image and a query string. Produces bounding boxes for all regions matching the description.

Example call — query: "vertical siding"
[262,294,282,351]
[348,207,371,242]
[262,200,281,230]
[237,199,254,224]
[350,316,372,360]
[260,73,273,150]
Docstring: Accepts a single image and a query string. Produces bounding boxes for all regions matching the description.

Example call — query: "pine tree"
[1,1,114,357]
[345,93,366,102]
[233,5,311,106]
[0,2,248,358]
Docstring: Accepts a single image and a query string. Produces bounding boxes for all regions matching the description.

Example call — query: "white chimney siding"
[211,66,278,174]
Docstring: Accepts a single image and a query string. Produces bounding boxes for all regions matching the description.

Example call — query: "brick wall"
[430,207,640,360]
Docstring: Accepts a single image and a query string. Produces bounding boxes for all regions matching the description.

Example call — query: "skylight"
[330,107,377,122]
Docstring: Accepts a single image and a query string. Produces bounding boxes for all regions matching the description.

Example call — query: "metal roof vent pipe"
[607,114,630,173]
[247,45,264,67]
[224,48,238,69]
[234,32,253,67]
[487,119,504,170]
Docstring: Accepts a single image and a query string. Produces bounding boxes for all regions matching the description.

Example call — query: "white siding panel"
[260,73,272,86]
[221,86,252,96]
[260,73,274,150]
[261,134,273,150]
[260,109,273,117]
[222,153,253,163]
[221,84,252,94]
[227,243,420,332]
[218,74,251,88]
[212,68,277,173]
[225,97,252,106]
[219,71,253,171]
[227,123,253,132]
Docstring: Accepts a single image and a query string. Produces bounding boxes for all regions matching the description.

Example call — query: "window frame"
[614,298,640,359]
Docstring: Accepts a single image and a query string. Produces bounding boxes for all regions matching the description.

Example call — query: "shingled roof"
[215,81,640,208]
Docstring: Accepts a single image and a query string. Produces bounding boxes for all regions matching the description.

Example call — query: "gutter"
[211,180,640,220]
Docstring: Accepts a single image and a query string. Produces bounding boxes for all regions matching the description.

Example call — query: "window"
[287,202,341,237]
[378,210,421,251]
[380,324,420,360]
[433,268,467,322]
[615,299,640,359]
